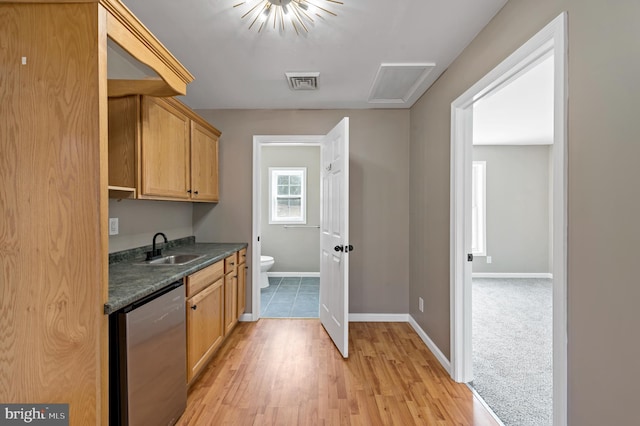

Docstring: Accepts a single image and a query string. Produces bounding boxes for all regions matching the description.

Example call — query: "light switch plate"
[109,218,119,235]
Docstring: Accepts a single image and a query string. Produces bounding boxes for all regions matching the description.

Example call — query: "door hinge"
[467,253,474,262]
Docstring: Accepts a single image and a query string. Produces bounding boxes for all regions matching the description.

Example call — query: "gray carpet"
[472,278,552,426]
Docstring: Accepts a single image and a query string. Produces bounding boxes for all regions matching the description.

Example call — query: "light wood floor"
[178,320,499,425]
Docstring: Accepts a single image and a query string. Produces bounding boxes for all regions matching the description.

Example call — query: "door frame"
[251,135,323,321]
[449,12,567,426]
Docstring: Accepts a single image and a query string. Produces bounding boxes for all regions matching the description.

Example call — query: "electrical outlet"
[109,218,119,236]
[486,256,492,264]
[418,297,424,312]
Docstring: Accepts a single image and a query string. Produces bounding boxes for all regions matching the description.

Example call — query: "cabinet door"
[186,278,224,383]
[108,96,139,190]
[140,97,190,199]
[237,249,247,317]
[237,260,247,318]
[190,121,219,202]
[224,272,238,335]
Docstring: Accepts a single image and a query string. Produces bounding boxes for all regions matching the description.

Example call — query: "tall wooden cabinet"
[1,1,194,425]
[108,95,220,202]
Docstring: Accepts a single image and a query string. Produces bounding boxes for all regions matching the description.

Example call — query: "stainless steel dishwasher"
[110,281,186,426]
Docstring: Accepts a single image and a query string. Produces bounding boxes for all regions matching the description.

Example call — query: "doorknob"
[334,245,344,252]
[347,245,354,252]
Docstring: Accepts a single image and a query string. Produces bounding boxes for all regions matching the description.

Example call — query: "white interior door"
[320,118,350,358]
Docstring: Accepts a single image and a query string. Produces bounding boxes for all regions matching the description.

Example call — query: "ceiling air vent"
[285,72,319,90]
[368,63,435,105]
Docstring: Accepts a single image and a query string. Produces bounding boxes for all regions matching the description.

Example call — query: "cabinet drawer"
[186,260,224,298]
[238,248,247,264]
[224,253,238,273]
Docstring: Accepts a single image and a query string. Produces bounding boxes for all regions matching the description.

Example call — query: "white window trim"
[269,167,307,224]
[471,161,486,256]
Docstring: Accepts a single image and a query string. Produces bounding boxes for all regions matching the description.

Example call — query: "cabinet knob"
[191,305,197,310]
[187,189,192,194]
[194,190,199,195]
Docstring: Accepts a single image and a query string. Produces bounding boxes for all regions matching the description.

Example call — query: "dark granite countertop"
[106,241,247,314]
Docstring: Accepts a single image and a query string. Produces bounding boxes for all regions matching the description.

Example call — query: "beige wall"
[472,145,551,274]
[261,146,321,272]
[193,109,410,314]
[108,199,194,253]
[409,1,640,424]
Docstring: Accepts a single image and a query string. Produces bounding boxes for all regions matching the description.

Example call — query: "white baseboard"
[472,272,553,279]
[238,313,253,322]
[349,313,410,322]
[408,315,451,374]
[267,272,320,278]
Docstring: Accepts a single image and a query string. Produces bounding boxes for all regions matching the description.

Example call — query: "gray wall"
[472,145,551,274]
[108,199,193,253]
[192,109,410,315]
[261,146,321,273]
[409,1,640,425]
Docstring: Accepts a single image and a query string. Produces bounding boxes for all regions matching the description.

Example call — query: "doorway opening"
[252,136,323,322]
[251,118,351,358]
[470,51,555,425]
[259,144,322,319]
[450,13,567,426]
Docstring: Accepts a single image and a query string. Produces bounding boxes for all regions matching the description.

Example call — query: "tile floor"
[261,276,320,318]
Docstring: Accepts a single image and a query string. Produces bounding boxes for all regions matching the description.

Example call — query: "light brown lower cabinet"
[224,253,239,335]
[186,267,224,383]
[185,248,247,385]
[237,248,247,316]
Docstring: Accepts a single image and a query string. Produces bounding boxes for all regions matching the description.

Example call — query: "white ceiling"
[473,54,555,145]
[120,0,507,110]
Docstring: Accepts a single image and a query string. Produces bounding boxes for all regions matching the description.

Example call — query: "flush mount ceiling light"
[233,0,343,34]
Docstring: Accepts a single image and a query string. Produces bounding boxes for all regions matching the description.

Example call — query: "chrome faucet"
[146,232,168,261]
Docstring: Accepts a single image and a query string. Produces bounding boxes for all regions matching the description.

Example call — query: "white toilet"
[260,255,274,289]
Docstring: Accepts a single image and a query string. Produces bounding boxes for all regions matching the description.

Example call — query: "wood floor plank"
[177,320,499,426]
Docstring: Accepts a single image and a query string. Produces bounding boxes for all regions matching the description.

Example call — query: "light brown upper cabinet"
[190,120,220,202]
[108,95,221,202]
[141,96,191,199]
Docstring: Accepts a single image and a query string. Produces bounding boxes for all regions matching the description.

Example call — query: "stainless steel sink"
[144,254,205,265]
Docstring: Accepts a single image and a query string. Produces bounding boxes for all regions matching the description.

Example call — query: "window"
[471,161,486,256]
[269,168,307,224]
